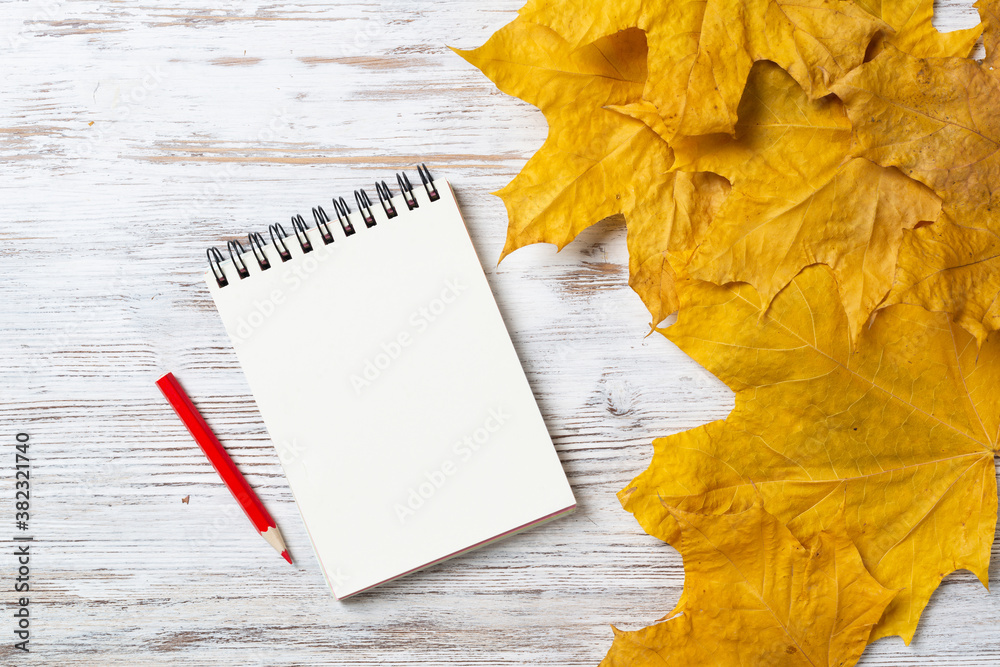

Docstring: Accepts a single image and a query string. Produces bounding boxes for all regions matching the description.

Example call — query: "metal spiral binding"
[312,207,335,245]
[227,240,250,280]
[291,214,313,254]
[375,180,397,219]
[248,232,271,271]
[418,163,439,201]
[332,197,355,236]
[208,247,228,288]
[398,172,417,210]
[269,223,292,262]
[354,188,376,228]
[207,164,439,287]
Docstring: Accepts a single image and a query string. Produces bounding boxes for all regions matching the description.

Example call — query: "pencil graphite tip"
[281,550,293,565]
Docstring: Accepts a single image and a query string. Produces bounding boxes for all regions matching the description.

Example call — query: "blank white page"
[206,180,576,598]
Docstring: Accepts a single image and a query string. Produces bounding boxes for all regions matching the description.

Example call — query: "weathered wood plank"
[0,0,993,663]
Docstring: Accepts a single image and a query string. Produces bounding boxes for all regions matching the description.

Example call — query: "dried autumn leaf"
[620,265,998,643]
[886,216,1000,344]
[628,61,940,339]
[453,21,650,256]
[455,18,728,323]
[978,0,1000,67]
[834,44,999,237]
[519,0,884,139]
[857,0,982,58]
[832,44,1000,341]
[601,505,895,667]
[626,171,730,324]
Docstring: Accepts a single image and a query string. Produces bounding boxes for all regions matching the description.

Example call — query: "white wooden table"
[0,1,996,664]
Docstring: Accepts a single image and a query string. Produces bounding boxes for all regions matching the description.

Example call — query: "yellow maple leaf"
[886,216,1000,345]
[452,21,652,257]
[519,0,884,139]
[833,44,999,233]
[622,61,940,339]
[978,0,1000,67]
[832,44,1000,341]
[620,265,998,643]
[626,171,730,324]
[455,18,728,323]
[457,3,1000,661]
[857,0,982,58]
[601,504,895,667]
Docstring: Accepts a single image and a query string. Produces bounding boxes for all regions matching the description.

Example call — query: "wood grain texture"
[0,0,993,664]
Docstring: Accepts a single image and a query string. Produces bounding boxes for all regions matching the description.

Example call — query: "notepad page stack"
[205,174,576,598]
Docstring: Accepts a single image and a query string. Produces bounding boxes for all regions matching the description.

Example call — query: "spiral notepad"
[204,166,576,598]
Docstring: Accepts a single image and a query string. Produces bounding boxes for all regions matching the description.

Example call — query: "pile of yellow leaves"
[458,0,1000,664]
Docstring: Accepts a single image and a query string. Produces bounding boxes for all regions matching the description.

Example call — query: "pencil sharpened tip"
[281,550,293,565]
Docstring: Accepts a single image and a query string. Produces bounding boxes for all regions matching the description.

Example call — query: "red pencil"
[156,371,292,565]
